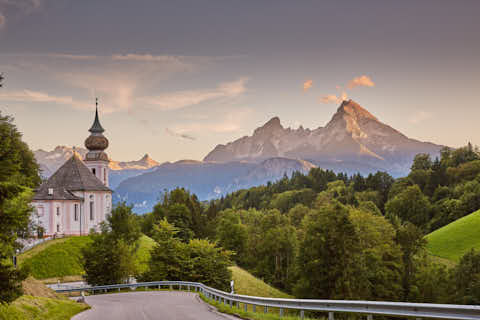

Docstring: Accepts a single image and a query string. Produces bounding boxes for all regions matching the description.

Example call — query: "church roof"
[33,153,111,200]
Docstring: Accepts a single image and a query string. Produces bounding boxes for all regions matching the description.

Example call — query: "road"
[72,291,239,320]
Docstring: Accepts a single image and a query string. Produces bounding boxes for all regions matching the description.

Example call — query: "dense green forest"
[138,144,480,304]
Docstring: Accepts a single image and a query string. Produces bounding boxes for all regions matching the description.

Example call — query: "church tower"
[84,99,110,187]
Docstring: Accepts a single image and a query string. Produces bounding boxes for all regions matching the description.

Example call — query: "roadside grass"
[0,295,89,320]
[18,234,155,280]
[425,209,480,263]
[0,277,89,320]
[199,294,319,320]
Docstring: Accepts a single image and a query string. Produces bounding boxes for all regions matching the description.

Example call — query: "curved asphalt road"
[72,291,238,320]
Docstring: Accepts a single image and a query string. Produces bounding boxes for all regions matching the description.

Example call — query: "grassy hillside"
[426,209,480,262]
[19,235,155,280]
[0,277,88,320]
[229,266,292,298]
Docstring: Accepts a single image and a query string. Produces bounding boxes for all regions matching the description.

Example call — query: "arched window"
[92,168,96,175]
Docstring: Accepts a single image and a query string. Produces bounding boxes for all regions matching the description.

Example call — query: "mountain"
[34,147,160,188]
[204,99,443,176]
[109,154,159,170]
[114,158,316,213]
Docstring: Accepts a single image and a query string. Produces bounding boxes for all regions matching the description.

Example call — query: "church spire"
[89,98,105,134]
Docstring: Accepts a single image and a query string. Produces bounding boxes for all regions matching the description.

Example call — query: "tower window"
[56,207,60,216]
[57,224,60,232]
[92,168,96,175]
[74,204,79,221]
[103,168,106,184]
[90,201,94,220]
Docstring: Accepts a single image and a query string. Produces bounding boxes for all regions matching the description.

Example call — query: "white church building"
[32,103,112,237]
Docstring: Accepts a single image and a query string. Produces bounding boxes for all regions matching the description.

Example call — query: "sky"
[0,0,479,162]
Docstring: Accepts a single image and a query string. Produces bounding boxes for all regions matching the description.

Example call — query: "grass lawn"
[425,209,480,263]
[18,234,155,280]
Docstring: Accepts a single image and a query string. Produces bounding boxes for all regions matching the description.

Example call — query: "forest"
[137,144,480,304]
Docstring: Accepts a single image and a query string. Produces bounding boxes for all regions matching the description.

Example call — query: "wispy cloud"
[409,111,432,124]
[0,89,90,109]
[171,107,253,134]
[347,75,375,89]
[320,92,347,104]
[320,75,374,104]
[303,79,313,92]
[165,128,196,140]
[141,78,248,111]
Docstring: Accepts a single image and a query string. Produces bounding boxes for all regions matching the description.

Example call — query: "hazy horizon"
[1,0,479,162]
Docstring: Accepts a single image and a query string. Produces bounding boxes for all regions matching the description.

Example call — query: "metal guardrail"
[55,281,480,320]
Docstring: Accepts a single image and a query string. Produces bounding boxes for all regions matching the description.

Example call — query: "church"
[31,102,112,237]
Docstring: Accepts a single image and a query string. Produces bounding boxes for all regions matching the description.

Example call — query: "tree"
[152,188,204,241]
[451,249,480,304]
[411,154,432,171]
[216,209,248,266]
[0,77,41,302]
[106,202,141,246]
[142,219,232,290]
[140,219,192,282]
[294,201,361,299]
[82,204,141,285]
[386,185,431,227]
[394,222,427,300]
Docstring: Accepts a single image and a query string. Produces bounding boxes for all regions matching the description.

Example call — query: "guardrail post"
[300,310,304,320]
[169,285,173,290]
[244,303,248,312]
[280,308,284,317]
[367,315,373,320]
[118,288,120,292]
[264,306,268,313]
[236,301,239,309]
[158,285,160,289]
[329,312,334,320]
[230,299,233,308]
[253,305,256,313]
[224,298,227,306]
[188,285,190,291]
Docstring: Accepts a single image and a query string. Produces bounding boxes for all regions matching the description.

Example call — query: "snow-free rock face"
[204,99,443,176]
[109,154,159,170]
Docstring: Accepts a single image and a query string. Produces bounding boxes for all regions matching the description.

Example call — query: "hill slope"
[426,209,480,262]
[229,266,291,298]
[19,235,155,279]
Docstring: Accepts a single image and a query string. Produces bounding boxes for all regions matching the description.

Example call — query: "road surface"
[72,291,238,320]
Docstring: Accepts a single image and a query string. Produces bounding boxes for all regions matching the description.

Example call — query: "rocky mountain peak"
[336,99,378,121]
[253,116,284,136]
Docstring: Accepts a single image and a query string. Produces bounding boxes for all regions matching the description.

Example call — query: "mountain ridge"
[204,99,444,176]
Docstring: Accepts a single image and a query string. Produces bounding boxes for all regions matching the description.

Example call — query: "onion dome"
[84,99,109,162]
